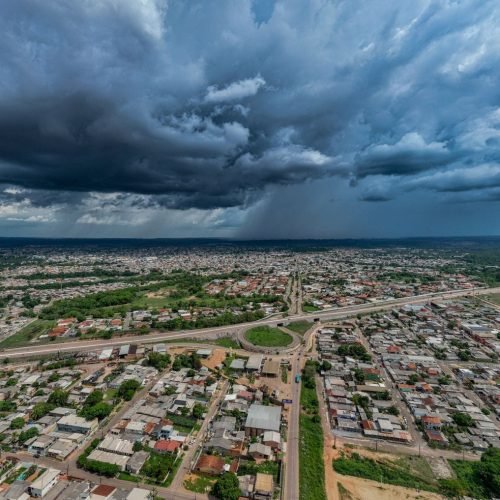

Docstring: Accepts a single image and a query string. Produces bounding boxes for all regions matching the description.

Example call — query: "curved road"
[1,286,498,360]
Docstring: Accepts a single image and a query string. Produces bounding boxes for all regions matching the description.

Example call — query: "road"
[282,324,318,500]
[2,286,499,360]
[169,379,229,493]
[283,350,301,500]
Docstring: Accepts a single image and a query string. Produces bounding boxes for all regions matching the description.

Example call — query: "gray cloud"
[0,0,499,235]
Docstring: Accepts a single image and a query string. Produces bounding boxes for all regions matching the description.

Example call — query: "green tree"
[452,412,473,428]
[48,389,69,407]
[117,379,141,401]
[211,472,241,500]
[10,417,25,430]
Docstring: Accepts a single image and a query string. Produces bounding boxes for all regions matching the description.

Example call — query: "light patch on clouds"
[205,76,266,103]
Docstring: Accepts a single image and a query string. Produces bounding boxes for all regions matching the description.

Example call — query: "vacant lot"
[245,325,293,347]
[333,452,439,493]
[0,319,55,348]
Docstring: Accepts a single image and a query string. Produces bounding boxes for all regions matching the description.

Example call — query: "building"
[29,468,59,498]
[261,360,280,378]
[126,451,149,475]
[56,414,98,434]
[254,473,274,499]
[246,354,263,372]
[248,442,272,460]
[245,404,281,437]
[195,455,225,476]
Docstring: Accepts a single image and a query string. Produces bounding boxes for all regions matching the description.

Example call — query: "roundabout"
[238,324,302,353]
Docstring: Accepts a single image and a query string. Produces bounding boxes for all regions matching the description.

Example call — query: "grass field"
[486,293,500,305]
[333,453,439,493]
[286,320,312,335]
[214,336,240,348]
[0,320,55,349]
[299,367,326,500]
[299,415,326,500]
[303,303,320,312]
[244,325,293,347]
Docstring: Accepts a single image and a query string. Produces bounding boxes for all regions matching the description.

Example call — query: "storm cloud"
[0,0,500,236]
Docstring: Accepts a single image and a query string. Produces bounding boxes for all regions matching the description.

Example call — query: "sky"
[1,0,500,239]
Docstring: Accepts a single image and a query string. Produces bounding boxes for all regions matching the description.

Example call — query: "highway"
[1,286,498,360]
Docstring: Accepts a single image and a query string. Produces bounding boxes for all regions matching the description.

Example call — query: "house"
[425,429,448,446]
[262,431,281,449]
[28,435,54,456]
[90,484,116,500]
[154,440,181,454]
[46,439,77,460]
[195,455,225,476]
[29,468,60,498]
[126,451,149,475]
[421,415,442,430]
[254,473,274,499]
[248,443,272,460]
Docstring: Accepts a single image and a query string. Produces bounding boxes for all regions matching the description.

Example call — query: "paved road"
[282,325,319,500]
[3,286,498,360]
[169,379,229,492]
[283,350,301,500]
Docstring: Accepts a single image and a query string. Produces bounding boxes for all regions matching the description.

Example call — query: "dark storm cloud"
[0,0,500,233]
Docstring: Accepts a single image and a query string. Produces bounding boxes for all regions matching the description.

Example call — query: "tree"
[83,390,104,407]
[320,360,332,372]
[211,472,241,500]
[387,406,400,416]
[192,403,204,419]
[10,417,25,430]
[145,353,171,371]
[476,447,500,497]
[18,427,38,444]
[452,412,473,428]
[458,349,472,361]
[48,389,69,407]
[31,402,55,420]
[117,379,141,401]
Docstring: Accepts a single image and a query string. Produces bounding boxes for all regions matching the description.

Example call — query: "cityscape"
[1,1,500,499]
[0,239,498,500]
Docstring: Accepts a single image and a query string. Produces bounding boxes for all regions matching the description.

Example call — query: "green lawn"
[286,320,312,335]
[0,320,55,349]
[303,303,320,312]
[244,325,293,347]
[214,336,240,348]
[486,293,500,305]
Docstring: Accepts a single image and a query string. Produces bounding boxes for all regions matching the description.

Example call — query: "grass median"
[299,360,327,500]
[244,325,293,347]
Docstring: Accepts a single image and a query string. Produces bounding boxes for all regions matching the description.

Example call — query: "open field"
[333,452,440,494]
[486,293,500,305]
[245,325,293,347]
[0,320,55,349]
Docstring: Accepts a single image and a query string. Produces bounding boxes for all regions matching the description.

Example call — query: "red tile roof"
[154,440,181,453]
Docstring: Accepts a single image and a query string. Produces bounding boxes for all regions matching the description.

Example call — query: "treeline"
[39,287,137,320]
[153,309,265,331]
[18,268,136,280]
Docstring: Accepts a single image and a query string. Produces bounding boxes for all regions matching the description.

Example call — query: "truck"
[295,374,301,383]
